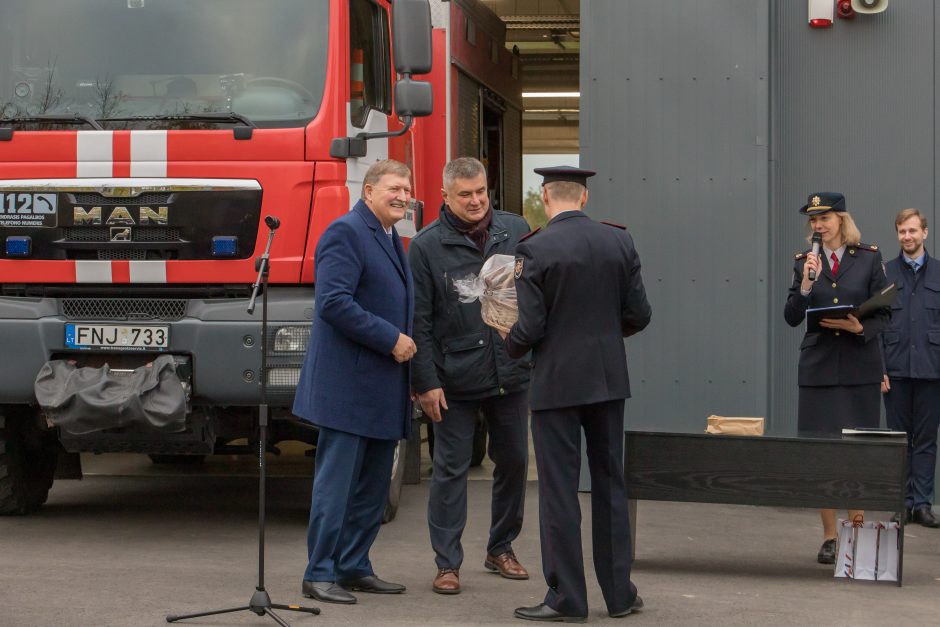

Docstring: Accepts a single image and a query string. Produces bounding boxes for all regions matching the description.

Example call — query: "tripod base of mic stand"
[166,587,320,626]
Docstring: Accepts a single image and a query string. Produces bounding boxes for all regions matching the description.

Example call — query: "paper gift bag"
[834,518,899,581]
[704,416,764,435]
[852,525,881,580]
[876,523,900,581]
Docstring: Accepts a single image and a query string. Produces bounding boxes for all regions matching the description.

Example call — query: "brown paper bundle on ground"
[705,416,765,436]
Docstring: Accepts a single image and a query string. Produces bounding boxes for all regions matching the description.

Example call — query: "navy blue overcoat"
[293,200,414,441]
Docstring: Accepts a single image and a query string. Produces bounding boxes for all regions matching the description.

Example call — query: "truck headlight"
[273,326,310,353]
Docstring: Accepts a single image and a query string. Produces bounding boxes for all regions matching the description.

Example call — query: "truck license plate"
[65,324,169,351]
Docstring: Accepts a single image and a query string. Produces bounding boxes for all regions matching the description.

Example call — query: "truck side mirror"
[330,0,433,159]
[394,78,433,118]
[392,0,432,75]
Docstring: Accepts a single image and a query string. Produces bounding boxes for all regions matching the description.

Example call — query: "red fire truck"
[0,0,522,518]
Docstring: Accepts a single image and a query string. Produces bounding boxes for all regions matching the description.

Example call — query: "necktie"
[830,252,839,275]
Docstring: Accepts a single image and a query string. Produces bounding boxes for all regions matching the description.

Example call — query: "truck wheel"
[382,437,407,524]
[0,408,58,515]
[470,417,487,468]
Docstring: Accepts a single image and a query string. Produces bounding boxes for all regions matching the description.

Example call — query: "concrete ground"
[1,437,939,627]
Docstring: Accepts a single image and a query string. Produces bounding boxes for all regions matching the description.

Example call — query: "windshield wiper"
[98,112,257,128]
[0,113,103,130]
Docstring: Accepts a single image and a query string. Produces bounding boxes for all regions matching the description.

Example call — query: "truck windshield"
[0,0,330,129]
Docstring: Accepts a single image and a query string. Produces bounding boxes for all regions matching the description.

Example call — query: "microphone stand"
[167,217,319,626]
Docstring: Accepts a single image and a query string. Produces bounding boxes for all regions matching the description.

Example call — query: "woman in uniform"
[783,192,891,564]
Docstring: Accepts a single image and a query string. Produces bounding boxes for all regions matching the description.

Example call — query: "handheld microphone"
[808,233,822,281]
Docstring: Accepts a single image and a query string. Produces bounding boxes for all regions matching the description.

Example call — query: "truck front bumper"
[0,287,314,407]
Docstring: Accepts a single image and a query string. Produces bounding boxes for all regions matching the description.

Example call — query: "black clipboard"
[805,283,897,333]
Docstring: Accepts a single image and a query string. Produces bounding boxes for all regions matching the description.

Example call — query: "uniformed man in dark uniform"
[502,166,651,622]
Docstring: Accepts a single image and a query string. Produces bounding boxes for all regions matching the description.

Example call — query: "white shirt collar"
[823,245,846,263]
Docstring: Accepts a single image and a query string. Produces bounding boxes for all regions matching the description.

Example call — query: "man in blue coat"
[882,208,940,528]
[293,159,417,604]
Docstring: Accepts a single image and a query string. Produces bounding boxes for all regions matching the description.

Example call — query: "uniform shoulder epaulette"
[518,227,541,242]
[853,242,879,252]
[794,250,809,260]
[600,220,627,230]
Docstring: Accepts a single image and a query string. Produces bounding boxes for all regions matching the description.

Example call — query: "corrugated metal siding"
[502,104,523,215]
[581,0,771,433]
[771,1,936,433]
[456,69,481,158]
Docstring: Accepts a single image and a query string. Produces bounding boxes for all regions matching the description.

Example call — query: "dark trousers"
[428,391,528,570]
[885,378,940,508]
[531,399,637,618]
[304,426,396,582]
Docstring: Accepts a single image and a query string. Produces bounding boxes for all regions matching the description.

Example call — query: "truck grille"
[60,227,182,242]
[97,249,147,260]
[70,192,173,205]
[15,179,261,261]
[61,298,187,321]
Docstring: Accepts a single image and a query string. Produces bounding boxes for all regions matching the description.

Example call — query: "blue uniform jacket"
[882,251,940,380]
[784,243,890,386]
[293,200,414,440]
[506,211,652,410]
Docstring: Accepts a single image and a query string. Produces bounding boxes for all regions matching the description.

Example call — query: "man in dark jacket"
[504,166,651,623]
[882,208,940,528]
[409,157,532,595]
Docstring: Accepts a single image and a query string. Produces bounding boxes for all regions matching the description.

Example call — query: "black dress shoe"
[890,509,912,524]
[817,538,837,564]
[339,574,406,594]
[513,603,586,623]
[609,595,644,618]
[912,505,940,528]
[301,580,357,604]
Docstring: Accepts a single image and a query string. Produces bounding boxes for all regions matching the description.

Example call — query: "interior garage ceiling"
[479,0,580,153]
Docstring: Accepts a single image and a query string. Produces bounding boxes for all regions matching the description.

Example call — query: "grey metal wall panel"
[771,1,936,434]
[581,0,771,433]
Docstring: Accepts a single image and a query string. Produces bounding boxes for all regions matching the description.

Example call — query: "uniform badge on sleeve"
[514,257,524,279]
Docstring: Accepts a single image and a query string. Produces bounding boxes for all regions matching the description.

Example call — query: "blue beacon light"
[211,236,238,257]
[5,236,31,257]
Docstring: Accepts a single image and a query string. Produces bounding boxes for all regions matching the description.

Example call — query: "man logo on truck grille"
[73,206,169,226]
[110,227,132,242]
